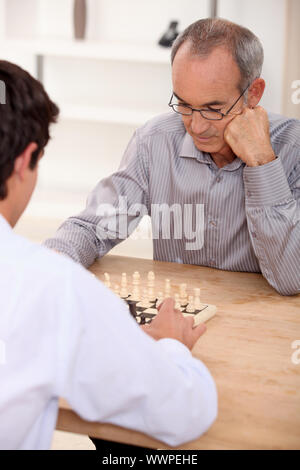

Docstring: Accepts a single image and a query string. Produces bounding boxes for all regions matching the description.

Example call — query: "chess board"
[103,270,217,326]
[124,295,217,326]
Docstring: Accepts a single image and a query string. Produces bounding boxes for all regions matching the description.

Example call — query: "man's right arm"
[57,262,218,447]
[44,131,149,268]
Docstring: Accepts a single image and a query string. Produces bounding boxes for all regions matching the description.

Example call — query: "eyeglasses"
[168,83,250,121]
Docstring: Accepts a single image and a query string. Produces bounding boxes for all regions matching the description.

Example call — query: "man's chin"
[193,137,223,153]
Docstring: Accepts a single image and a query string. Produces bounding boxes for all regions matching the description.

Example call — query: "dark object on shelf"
[158,21,179,48]
[73,0,87,40]
[211,0,218,18]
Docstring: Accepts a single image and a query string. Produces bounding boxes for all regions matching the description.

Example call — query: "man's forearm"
[244,158,300,295]
[44,217,103,268]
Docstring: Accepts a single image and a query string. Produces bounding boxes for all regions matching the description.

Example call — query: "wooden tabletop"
[56,255,300,450]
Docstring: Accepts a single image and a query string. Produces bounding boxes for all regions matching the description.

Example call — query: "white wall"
[36,0,210,42]
[218,0,287,115]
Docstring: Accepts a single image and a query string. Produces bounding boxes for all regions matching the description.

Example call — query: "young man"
[45,18,300,296]
[0,61,217,450]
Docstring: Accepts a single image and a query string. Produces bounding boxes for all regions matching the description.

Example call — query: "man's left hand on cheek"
[223,106,276,167]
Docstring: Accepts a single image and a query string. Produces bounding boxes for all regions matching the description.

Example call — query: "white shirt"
[0,214,217,450]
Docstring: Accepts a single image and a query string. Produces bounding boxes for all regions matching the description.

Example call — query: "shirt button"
[216,177,222,183]
[210,220,217,227]
[252,232,257,238]
[247,191,252,197]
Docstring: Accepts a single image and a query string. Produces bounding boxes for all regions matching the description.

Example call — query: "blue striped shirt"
[45,112,300,295]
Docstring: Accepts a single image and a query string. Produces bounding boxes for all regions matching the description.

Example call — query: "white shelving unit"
[2,38,171,64]
[1,37,172,125]
[0,0,213,130]
[60,103,158,126]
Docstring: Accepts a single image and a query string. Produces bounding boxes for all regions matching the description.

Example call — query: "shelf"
[1,38,172,64]
[60,104,162,126]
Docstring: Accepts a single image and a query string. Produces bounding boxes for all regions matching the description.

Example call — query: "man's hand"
[224,106,276,167]
[141,298,206,350]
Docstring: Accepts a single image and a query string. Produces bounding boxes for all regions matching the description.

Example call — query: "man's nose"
[190,111,211,134]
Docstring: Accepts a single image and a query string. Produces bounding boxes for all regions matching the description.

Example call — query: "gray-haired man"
[45,18,300,296]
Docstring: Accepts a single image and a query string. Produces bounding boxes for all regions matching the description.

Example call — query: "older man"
[45,18,300,296]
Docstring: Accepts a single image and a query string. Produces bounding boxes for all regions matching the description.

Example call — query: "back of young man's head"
[0,61,59,202]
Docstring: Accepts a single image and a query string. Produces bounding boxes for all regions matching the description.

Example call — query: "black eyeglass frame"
[168,83,251,120]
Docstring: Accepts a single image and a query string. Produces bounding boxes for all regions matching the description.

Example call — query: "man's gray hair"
[171,18,264,93]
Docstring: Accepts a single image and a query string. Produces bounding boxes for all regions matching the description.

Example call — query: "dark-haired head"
[0,60,59,200]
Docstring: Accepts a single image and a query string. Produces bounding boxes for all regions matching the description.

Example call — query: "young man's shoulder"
[10,231,94,290]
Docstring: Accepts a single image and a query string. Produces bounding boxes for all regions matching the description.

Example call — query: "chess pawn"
[113,284,120,296]
[186,295,195,313]
[147,271,156,302]
[194,288,202,309]
[165,278,171,298]
[104,272,111,289]
[179,283,188,306]
[174,293,182,311]
[138,288,151,308]
[131,271,140,301]
[120,272,128,298]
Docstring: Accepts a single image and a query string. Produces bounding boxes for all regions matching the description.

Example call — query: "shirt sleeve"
[244,156,300,295]
[55,263,217,447]
[44,131,150,268]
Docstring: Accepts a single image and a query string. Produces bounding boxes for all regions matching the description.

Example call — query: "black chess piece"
[158,21,179,48]
[127,300,137,319]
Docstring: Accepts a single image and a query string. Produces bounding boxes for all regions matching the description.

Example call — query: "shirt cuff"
[243,156,292,206]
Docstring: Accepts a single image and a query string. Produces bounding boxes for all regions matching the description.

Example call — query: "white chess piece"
[186,295,195,313]
[104,272,111,289]
[139,288,151,308]
[113,284,120,296]
[179,283,188,306]
[131,271,140,301]
[194,288,202,309]
[174,293,181,310]
[147,271,156,301]
[165,278,171,298]
[120,272,128,298]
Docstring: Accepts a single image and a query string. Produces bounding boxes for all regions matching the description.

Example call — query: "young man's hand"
[141,298,206,350]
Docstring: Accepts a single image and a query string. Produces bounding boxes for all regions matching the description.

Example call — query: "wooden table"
[56,255,300,450]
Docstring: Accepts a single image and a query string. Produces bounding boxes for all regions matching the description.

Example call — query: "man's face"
[172,44,246,155]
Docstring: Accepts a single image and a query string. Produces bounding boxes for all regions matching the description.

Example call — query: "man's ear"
[247,78,265,108]
[14,142,38,181]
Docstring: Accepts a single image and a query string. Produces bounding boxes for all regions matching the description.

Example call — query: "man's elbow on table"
[271,279,300,297]
[159,373,218,448]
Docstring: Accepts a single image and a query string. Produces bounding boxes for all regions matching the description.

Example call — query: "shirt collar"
[179,131,245,172]
[179,132,210,163]
[0,214,13,233]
